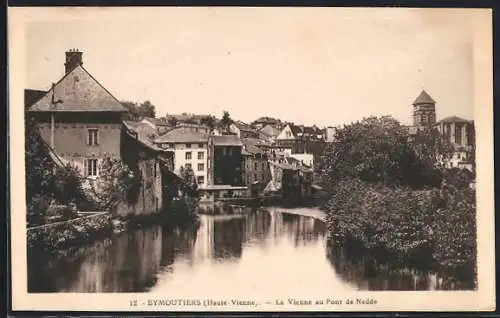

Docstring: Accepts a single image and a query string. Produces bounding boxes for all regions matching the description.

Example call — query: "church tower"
[412,90,436,129]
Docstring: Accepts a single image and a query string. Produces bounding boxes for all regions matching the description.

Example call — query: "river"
[28,206,470,293]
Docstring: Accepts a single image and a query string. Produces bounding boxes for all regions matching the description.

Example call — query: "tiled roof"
[413,90,436,105]
[24,89,47,109]
[122,120,162,151]
[241,137,272,148]
[142,117,168,126]
[242,142,264,155]
[435,116,472,124]
[212,135,242,146]
[28,65,127,113]
[259,124,281,137]
[154,128,209,144]
[233,120,257,132]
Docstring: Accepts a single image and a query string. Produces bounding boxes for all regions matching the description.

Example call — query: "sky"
[23,7,480,127]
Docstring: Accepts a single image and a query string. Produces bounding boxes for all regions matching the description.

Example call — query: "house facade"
[209,135,244,186]
[154,128,209,188]
[118,121,165,217]
[434,116,475,171]
[241,141,271,197]
[27,49,127,180]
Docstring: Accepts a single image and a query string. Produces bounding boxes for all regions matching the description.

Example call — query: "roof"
[24,89,47,109]
[154,127,209,144]
[28,65,127,113]
[259,124,281,137]
[253,117,281,125]
[413,90,436,105]
[242,142,264,155]
[435,116,472,124]
[122,120,162,151]
[232,120,257,132]
[269,160,298,171]
[201,185,248,191]
[212,135,242,146]
[241,137,272,148]
[142,117,168,126]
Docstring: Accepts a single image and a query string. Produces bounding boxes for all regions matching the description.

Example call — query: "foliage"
[90,157,142,209]
[121,100,156,119]
[27,213,112,251]
[200,115,217,131]
[322,178,476,281]
[318,116,444,190]
[177,166,200,218]
[25,118,56,207]
[219,111,233,132]
[53,164,87,205]
[411,127,454,169]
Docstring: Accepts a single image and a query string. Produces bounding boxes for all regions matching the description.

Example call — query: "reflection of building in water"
[243,209,272,245]
[160,224,198,268]
[213,217,245,259]
[38,226,164,292]
[281,213,326,247]
[193,215,245,261]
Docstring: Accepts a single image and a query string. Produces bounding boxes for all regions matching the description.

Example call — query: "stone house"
[241,140,271,197]
[209,135,244,186]
[117,121,166,217]
[153,128,209,188]
[27,50,128,182]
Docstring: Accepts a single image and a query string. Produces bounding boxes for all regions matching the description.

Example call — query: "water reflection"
[327,243,476,291]
[27,207,471,293]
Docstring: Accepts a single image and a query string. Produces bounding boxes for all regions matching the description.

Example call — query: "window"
[254,162,258,170]
[185,152,192,160]
[85,158,98,177]
[88,129,99,146]
[197,176,205,184]
[185,163,192,169]
[186,143,191,148]
[198,163,204,171]
[198,143,204,148]
[198,151,204,160]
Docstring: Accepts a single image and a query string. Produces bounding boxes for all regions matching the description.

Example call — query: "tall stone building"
[412,90,436,129]
[27,49,127,178]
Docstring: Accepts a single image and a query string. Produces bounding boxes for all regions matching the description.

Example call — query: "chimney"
[65,49,83,74]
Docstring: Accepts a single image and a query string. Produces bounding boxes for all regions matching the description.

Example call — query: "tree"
[318,116,443,190]
[121,100,156,120]
[137,100,156,118]
[200,115,217,131]
[25,118,56,217]
[411,127,454,169]
[219,111,233,132]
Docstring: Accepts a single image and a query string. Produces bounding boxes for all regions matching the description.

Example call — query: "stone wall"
[27,212,111,250]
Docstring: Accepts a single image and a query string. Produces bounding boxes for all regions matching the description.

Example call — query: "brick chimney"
[65,49,83,74]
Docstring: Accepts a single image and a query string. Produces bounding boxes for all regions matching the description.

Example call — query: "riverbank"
[321,178,477,286]
[27,212,112,252]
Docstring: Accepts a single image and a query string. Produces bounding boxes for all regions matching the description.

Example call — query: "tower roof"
[413,90,435,105]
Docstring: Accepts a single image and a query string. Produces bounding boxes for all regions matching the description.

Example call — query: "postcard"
[8,6,494,312]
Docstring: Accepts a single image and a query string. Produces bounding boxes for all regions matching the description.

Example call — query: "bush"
[322,177,476,281]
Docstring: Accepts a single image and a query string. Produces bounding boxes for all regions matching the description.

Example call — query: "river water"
[28,206,470,293]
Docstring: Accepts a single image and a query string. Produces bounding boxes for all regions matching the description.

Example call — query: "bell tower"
[412,90,436,129]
